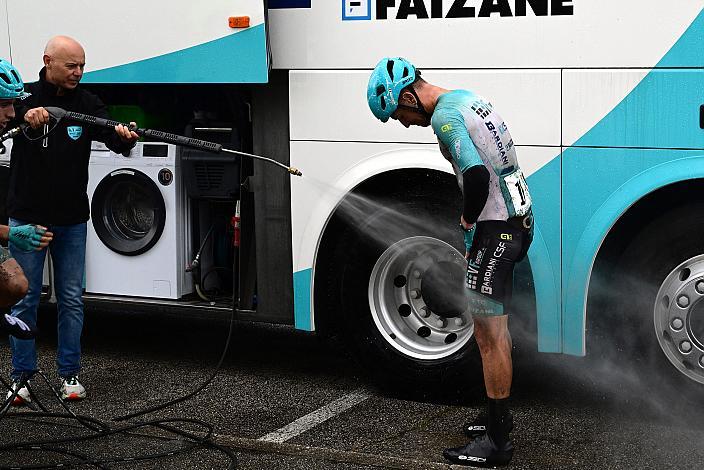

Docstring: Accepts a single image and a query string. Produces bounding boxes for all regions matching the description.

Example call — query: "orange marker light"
[228,16,250,28]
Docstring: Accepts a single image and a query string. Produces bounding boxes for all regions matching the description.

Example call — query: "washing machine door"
[91,168,166,256]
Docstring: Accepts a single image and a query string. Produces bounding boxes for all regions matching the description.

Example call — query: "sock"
[487,397,511,448]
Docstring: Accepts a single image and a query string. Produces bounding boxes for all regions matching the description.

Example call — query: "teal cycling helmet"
[0,59,30,100]
[367,57,419,123]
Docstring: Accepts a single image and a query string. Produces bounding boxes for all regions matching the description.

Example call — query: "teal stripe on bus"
[293,268,313,331]
[83,24,268,84]
[561,9,704,355]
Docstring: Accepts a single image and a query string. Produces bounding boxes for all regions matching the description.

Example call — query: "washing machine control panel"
[158,168,173,186]
[143,144,169,158]
[90,141,178,165]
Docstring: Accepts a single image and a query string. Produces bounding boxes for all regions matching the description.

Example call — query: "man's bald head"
[43,36,85,94]
[44,35,84,57]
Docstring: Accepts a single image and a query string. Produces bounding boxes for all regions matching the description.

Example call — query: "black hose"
[114,304,235,421]
[0,306,239,468]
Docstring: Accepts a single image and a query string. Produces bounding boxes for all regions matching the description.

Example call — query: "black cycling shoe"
[463,411,513,438]
[463,411,488,438]
[443,434,514,468]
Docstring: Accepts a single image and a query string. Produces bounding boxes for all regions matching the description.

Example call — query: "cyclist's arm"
[0,249,28,307]
[433,110,490,224]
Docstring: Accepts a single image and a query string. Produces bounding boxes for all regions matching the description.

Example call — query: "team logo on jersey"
[471,99,492,119]
[67,126,82,140]
[441,123,453,133]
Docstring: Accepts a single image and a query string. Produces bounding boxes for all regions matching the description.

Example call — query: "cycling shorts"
[465,219,532,316]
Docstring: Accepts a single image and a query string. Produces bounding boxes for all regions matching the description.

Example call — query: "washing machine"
[86,141,193,299]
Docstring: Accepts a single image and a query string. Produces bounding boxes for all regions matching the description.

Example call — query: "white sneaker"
[6,381,31,405]
[59,376,86,401]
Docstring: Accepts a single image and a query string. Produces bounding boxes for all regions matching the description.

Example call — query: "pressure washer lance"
[0,123,27,142]
[0,122,28,153]
[1,107,303,177]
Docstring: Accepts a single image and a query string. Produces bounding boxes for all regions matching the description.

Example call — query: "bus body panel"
[560,12,704,354]
[4,0,268,83]
[269,0,702,69]
[562,151,704,355]
[287,5,704,355]
[564,70,704,150]
[0,7,9,61]
[525,155,562,353]
[289,70,561,146]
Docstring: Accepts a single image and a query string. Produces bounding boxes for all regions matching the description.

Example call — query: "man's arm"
[89,96,139,153]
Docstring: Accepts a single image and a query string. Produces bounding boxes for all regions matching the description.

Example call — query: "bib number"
[503,169,531,217]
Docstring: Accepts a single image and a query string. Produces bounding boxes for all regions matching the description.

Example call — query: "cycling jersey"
[431,90,532,222]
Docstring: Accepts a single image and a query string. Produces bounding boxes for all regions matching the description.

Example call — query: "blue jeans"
[8,219,86,380]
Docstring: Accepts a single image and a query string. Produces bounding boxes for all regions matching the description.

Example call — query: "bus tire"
[326,190,483,399]
[597,203,704,401]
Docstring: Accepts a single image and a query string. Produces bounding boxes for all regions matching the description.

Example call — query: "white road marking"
[258,389,370,443]
[218,434,455,470]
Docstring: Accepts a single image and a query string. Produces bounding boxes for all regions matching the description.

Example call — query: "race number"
[502,169,531,217]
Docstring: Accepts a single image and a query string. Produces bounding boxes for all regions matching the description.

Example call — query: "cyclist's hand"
[35,225,53,249]
[9,224,48,252]
[460,216,475,259]
[463,227,475,259]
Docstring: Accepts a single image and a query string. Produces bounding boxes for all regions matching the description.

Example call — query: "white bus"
[2,0,703,393]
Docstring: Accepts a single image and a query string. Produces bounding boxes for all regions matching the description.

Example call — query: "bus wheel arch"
[588,177,704,390]
[313,168,484,396]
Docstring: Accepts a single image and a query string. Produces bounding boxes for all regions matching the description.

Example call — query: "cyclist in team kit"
[0,58,52,341]
[367,57,534,467]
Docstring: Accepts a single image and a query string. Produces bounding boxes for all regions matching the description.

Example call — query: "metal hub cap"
[368,236,473,360]
[654,255,704,384]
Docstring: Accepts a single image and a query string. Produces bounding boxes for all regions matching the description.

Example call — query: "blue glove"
[9,224,45,252]
[462,224,476,254]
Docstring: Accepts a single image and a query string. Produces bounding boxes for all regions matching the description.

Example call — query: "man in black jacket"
[6,36,139,404]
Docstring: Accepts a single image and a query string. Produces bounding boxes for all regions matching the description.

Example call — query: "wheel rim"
[654,254,704,385]
[368,236,473,360]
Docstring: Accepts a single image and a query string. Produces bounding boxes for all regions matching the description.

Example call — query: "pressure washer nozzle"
[288,167,303,177]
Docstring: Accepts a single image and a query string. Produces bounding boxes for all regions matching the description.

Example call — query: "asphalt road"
[0,306,702,469]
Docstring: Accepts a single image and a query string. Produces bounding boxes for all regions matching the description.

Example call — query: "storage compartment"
[181,122,241,200]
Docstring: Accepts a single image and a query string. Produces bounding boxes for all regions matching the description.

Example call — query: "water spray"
[0,107,303,177]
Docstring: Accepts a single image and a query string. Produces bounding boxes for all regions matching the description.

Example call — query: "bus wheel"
[327,194,482,398]
[653,255,704,386]
[603,204,704,395]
